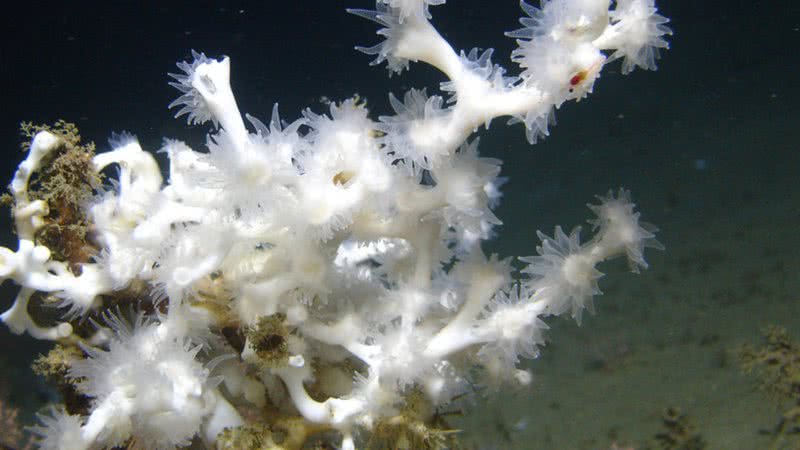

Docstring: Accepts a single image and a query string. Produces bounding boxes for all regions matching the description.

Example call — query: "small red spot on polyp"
[570,72,585,86]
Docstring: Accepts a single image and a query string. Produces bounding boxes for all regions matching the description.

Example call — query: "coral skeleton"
[2,0,670,448]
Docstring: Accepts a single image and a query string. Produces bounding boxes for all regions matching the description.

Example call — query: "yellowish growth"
[647,407,706,450]
[368,390,462,450]
[191,272,236,325]
[738,325,800,448]
[308,360,359,400]
[216,423,277,450]
[16,120,102,271]
[350,93,366,109]
[0,193,12,208]
[245,314,290,368]
[0,395,32,450]
[216,417,332,450]
[332,170,355,186]
[20,120,85,152]
[32,345,91,416]
[32,345,82,380]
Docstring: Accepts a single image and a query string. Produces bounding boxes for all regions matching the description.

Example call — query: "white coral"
[1,2,670,449]
[521,226,602,324]
[168,50,218,127]
[68,313,221,449]
[588,188,664,272]
[601,0,672,73]
[29,406,87,450]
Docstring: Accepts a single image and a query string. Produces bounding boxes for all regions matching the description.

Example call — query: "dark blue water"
[1,1,797,448]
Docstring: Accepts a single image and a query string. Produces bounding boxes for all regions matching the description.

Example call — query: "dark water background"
[1,1,797,448]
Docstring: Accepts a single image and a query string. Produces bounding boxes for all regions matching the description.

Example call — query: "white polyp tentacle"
[191,58,250,155]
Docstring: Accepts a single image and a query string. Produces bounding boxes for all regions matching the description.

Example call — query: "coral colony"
[1,0,670,448]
